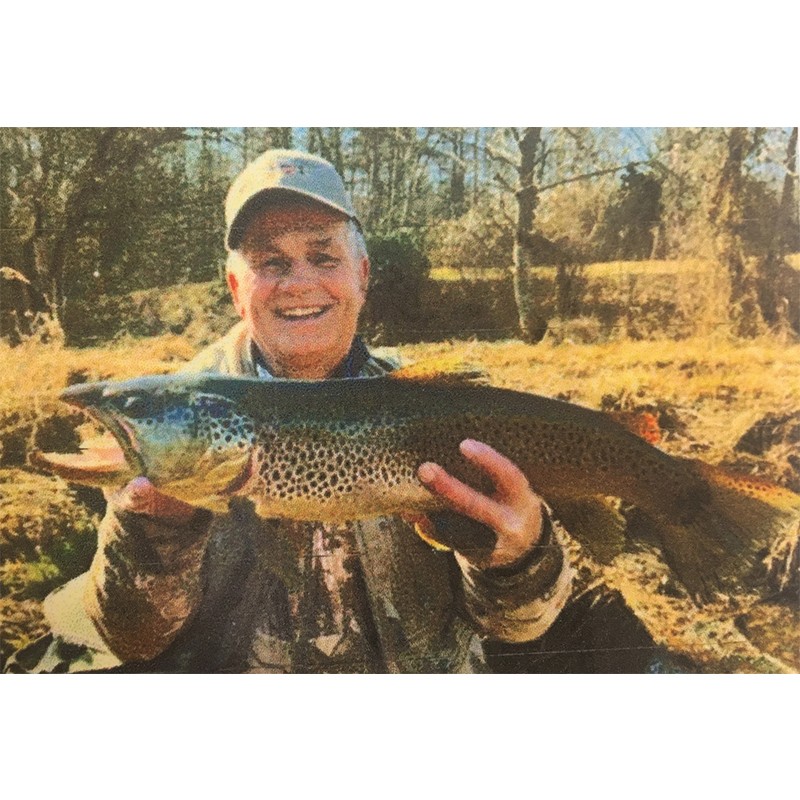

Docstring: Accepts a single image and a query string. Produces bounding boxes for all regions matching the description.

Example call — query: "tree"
[426,195,514,270]
[777,127,800,254]
[655,128,729,259]
[349,128,438,232]
[485,127,643,340]
[708,127,765,337]
[1,128,188,332]
[757,127,799,327]
[595,165,663,261]
[307,128,344,175]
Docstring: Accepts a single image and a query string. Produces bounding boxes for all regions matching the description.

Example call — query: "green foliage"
[362,229,430,343]
[0,470,98,602]
[0,556,62,599]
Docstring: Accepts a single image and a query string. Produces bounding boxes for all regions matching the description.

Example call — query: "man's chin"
[270,342,345,378]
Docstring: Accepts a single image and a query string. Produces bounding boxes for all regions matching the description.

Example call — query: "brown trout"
[33,369,800,600]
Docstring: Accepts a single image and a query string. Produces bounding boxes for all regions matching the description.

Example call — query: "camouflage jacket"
[8,323,573,673]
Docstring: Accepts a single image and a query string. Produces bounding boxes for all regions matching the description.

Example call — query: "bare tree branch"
[540,161,647,192]
[629,128,655,159]
[562,127,585,146]
[485,142,520,170]
[498,204,516,228]
[493,171,516,193]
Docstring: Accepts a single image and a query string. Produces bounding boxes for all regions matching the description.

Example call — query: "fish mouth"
[31,382,145,484]
[273,304,334,322]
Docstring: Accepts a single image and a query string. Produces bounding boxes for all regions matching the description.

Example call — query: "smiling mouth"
[274,305,333,321]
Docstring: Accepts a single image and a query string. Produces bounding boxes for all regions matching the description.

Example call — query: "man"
[13,149,577,673]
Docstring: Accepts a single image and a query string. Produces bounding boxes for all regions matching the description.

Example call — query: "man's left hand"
[417,439,544,569]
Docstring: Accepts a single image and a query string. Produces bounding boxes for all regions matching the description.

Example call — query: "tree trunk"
[266,128,293,149]
[512,127,548,342]
[777,127,799,253]
[709,127,764,337]
[471,128,481,207]
[449,130,466,217]
[366,130,384,229]
[757,127,799,328]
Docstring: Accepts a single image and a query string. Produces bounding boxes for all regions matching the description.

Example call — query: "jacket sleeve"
[82,504,214,662]
[8,504,215,672]
[453,509,575,643]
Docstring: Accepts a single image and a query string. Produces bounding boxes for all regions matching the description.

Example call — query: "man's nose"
[278,261,316,291]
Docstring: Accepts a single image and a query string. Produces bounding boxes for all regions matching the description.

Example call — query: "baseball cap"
[225,149,360,250]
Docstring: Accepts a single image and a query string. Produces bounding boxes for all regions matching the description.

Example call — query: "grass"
[429,258,717,282]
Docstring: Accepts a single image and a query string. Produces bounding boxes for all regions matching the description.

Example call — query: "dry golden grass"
[430,257,717,282]
[0,334,194,402]
[402,335,800,460]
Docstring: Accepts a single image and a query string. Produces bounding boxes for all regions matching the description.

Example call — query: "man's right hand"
[104,476,198,525]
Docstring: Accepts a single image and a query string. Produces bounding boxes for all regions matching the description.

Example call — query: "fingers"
[418,462,505,532]
[418,439,545,569]
[109,477,197,525]
[458,439,531,501]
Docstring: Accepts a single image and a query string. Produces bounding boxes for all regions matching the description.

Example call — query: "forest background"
[2,126,798,347]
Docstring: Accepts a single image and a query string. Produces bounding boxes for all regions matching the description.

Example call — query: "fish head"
[52,376,256,505]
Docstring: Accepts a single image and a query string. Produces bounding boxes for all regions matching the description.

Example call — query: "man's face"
[228,201,369,379]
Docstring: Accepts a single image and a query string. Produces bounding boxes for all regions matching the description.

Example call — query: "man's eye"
[312,254,339,268]
[257,259,290,273]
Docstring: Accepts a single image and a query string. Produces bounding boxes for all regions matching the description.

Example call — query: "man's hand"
[417,439,544,570]
[104,477,198,526]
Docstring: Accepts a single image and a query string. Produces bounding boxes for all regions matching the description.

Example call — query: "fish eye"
[121,395,152,418]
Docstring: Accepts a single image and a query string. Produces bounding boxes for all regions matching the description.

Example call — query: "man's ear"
[359,256,370,295]
[226,268,246,319]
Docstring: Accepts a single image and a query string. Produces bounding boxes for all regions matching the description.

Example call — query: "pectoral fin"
[551,496,627,564]
[403,513,453,552]
[403,510,497,558]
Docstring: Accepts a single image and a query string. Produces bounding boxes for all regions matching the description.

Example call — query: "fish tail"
[652,460,800,601]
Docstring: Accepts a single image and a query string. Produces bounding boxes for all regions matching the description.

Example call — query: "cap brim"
[227,188,358,250]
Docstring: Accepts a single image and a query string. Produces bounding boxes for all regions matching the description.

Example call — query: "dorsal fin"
[389,356,486,384]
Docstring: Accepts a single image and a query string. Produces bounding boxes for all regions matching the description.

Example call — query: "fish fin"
[551,496,627,564]
[607,411,662,445]
[692,460,800,515]
[389,357,486,384]
[402,511,498,557]
[402,513,453,552]
[649,460,800,601]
